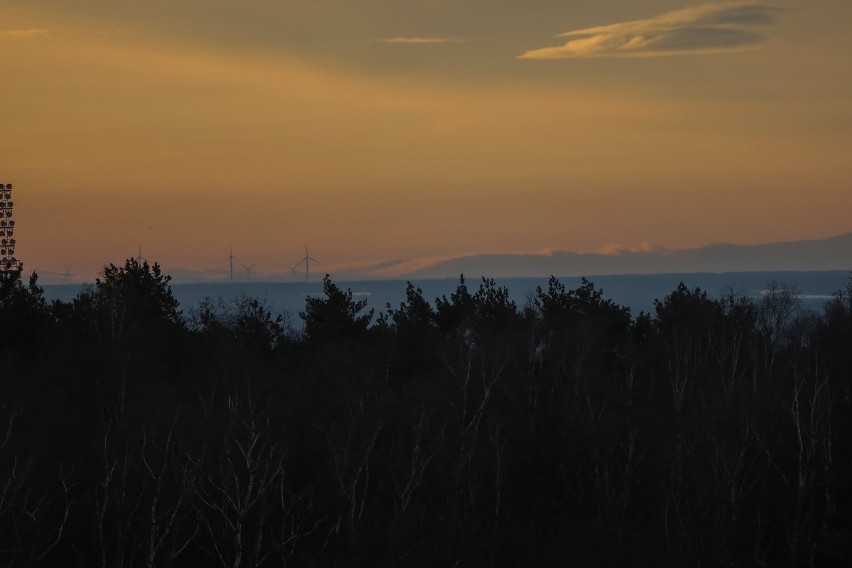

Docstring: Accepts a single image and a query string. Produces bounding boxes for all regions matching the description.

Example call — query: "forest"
[0,258,850,567]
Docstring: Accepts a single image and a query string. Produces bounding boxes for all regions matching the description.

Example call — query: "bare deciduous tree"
[139,420,197,568]
[0,406,73,566]
[318,394,385,547]
[191,392,282,568]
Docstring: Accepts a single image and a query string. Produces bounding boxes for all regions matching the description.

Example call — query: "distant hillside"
[37,232,852,285]
[398,232,852,279]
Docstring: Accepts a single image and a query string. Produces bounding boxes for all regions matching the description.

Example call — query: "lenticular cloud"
[519,2,779,59]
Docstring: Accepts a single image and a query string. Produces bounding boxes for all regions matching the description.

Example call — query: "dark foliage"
[300,274,373,344]
[1,261,851,567]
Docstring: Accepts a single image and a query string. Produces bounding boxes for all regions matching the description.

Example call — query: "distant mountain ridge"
[396,232,852,280]
[124,232,852,284]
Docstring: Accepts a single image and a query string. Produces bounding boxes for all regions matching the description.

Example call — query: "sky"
[2,1,851,282]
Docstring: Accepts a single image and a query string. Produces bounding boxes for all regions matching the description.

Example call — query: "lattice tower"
[0,183,23,274]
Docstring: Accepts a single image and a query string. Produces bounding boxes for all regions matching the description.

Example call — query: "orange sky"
[2,1,851,282]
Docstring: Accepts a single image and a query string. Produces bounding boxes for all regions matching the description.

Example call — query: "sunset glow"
[3,1,851,282]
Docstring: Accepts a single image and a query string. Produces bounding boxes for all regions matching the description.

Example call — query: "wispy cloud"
[597,242,663,256]
[328,256,455,279]
[378,36,468,45]
[0,28,50,40]
[519,2,780,59]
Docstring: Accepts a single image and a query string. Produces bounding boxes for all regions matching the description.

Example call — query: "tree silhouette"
[386,281,435,335]
[434,274,476,334]
[300,275,373,343]
[1,263,851,567]
[0,271,50,359]
[81,258,182,348]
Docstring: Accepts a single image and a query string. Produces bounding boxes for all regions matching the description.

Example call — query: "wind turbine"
[294,244,318,283]
[62,265,73,285]
[228,245,235,284]
[135,244,148,264]
[242,264,255,282]
[289,263,300,282]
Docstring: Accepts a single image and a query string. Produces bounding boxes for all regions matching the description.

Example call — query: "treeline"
[1,258,851,567]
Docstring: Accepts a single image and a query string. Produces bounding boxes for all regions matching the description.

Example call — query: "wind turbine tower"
[0,182,23,274]
[135,244,148,264]
[295,244,319,283]
[229,245,235,283]
[242,264,255,282]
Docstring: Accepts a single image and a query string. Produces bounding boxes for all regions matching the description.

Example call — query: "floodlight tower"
[0,182,23,275]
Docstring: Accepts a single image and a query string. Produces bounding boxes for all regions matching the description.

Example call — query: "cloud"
[597,242,662,256]
[0,28,50,40]
[329,256,458,279]
[519,2,779,59]
[378,36,468,45]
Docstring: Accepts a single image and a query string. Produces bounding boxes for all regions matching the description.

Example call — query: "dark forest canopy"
[1,259,851,567]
